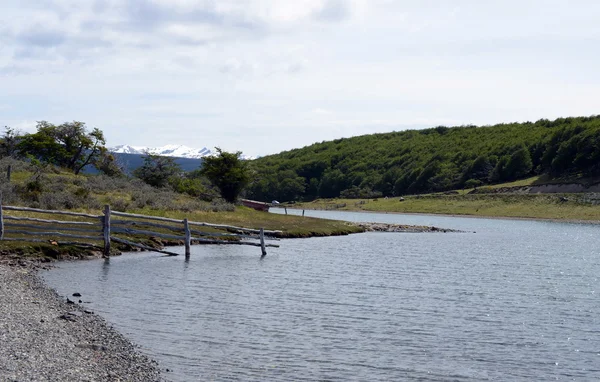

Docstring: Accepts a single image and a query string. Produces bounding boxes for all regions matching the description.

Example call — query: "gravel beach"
[0,263,164,382]
[356,222,464,233]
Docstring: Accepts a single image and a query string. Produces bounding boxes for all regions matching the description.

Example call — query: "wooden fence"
[0,196,280,259]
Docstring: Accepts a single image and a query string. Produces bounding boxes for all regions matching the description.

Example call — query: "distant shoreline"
[273,206,600,226]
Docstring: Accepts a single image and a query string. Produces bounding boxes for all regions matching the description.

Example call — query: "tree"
[199,148,249,203]
[17,121,107,174]
[0,127,21,158]
[489,156,510,183]
[408,161,441,193]
[133,153,181,188]
[275,170,306,201]
[462,155,492,183]
[464,179,483,189]
[318,168,348,198]
[95,151,125,177]
[169,169,217,200]
[245,115,600,200]
[505,146,533,179]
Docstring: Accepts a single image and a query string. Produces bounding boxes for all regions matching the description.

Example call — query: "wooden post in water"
[260,228,267,257]
[103,204,111,258]
[302,209,305,217]
[184,218,191,259]
[0,193,4,240]
[284,207,287,215]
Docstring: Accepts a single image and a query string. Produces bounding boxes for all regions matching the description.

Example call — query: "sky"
[1,0,600,157]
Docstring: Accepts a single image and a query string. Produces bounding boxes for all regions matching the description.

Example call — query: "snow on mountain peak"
[110,144,146,154]
[110,144,256,160]
[110,144,212,159]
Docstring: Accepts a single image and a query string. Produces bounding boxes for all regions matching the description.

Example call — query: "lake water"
[43,210,600,381]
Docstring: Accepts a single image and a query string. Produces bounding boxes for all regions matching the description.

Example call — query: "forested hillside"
[247,116,600,202]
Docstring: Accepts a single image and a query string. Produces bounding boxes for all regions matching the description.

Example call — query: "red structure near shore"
[240,199,270,212]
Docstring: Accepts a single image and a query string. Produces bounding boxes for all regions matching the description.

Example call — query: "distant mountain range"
[105,144,255,174]
[110,144,256,160]
[110,144,212,159]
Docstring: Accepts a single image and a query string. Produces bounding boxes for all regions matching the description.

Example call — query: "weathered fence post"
[6,165,11,183]
[260,228,267,257]
[284,207,287,215]
[0,192,4,240]
[103,205,111,258]
[184,218,191,259]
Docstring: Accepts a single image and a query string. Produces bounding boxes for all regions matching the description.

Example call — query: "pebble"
[357,222,464,233]
[0,264,164,381]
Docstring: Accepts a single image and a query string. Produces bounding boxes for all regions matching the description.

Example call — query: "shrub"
[109,197,131,212]
[0,182,21,204]
[464,179,483,189]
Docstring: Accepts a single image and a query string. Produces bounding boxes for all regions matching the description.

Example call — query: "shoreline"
[278,207,600,226]
[2,206,596,262]
[0,263,164,381]
[355,221,464,233]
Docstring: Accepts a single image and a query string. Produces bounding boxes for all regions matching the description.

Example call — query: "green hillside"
[247,116,600,202]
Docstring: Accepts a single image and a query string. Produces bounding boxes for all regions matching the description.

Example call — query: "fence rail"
[2,205,102,218]
[0,195,280,258]
[110,210,281,235]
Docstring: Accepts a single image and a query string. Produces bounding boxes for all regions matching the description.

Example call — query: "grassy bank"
[127,206,363,238]
[0,161,364,261]
[0,206,363,261]
[293,193,600,221]
[289,175,600,221]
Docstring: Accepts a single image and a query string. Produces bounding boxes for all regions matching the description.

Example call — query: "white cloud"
[312,108,333,115]
[7,120,38,134]
[1,0,600,157]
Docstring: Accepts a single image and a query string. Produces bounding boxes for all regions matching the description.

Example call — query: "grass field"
[126,206,363,238]
[294,193,600,221]
[290,174,600,221]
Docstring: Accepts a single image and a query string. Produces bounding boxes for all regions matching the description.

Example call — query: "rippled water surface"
[43,211,600,381]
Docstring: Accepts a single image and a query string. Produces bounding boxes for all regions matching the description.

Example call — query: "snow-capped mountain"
[110,145,145,155]
[111,144,257,160]
[110,144,212,159]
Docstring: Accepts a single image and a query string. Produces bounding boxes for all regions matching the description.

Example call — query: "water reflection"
[101,257,110,282]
